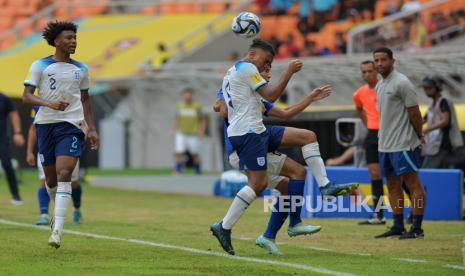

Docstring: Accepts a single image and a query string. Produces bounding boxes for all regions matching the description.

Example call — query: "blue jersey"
[217,88,274,156]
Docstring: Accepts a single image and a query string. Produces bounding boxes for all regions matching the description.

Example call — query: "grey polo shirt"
[376,70,421,152]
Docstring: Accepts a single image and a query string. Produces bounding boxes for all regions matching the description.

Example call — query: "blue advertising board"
[301,167,463,221]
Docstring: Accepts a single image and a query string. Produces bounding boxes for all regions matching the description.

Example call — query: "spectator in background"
[301,39,320,57]
[361,9,373,24]
[0,92,25,205]
[279,33,301,58]
[347,8,362,29]
[401,0,422,13]
[297,0,311,35]
[312,0,337,31]
[269,0,293,15]
[173,88,207,175]
[334,32,347,54]
[151,42,170,70]
[421,76,464,168]
[255,0,271,15]
[319,47,332,56]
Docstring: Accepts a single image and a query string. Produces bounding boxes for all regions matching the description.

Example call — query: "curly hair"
[42,21,78,47]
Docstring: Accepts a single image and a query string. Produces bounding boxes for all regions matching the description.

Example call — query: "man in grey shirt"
[373,47,426,240]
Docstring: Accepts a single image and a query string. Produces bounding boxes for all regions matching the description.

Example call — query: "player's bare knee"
[305,130,317,143]
[56,168,73,182]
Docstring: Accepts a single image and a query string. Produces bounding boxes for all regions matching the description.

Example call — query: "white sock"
[302,143,330,187]
[53,182,72,234]
[222,185,256,230]
[45,184,57,202]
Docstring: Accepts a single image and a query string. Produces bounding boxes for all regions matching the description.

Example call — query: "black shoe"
[210,222,235,255]
[375,227,405,239]
[399,228,424,240]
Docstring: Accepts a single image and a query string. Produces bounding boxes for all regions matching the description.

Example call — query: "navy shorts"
[266,125,285,152]
[36,122,85,166]
[229,131,269,171]
[379,147,421,177]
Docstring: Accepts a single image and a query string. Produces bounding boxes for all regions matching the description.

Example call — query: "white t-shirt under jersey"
[24,55,89,127]
[222,61,268,137]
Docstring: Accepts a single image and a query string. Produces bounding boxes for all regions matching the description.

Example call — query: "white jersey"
[24,55,89,127]
[222,61,268,137]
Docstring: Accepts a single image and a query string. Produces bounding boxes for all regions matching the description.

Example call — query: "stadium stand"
[0,0,464,170]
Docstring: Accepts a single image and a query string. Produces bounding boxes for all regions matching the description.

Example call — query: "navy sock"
[412,215,423,230]
[263,197,288,239]
[37,186,50,215]
[393,214,404,230]
[193,163,201,175]
[175,163,183,174]
[288,179,305,227]
[72,184,82,209]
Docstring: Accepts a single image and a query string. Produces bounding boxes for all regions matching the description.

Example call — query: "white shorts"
[175,132,200,154]
[37,153,79,182]
[228,151,287,189]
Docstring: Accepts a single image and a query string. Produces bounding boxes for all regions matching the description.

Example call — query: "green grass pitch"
[0,170,464,275]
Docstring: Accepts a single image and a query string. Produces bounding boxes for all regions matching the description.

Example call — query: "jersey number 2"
[49,77,56,90]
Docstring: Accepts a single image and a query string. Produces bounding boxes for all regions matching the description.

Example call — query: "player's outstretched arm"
[257,59,302,102]
[267,85,331,120]
[81,91,100,150]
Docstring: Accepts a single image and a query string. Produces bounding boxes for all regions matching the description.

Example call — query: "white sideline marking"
[307,246,372,257]
[0,219,355,276]
[307,246,332,252]
[393,258,427,263]
[443,264,465,271]
[235,235,253,241]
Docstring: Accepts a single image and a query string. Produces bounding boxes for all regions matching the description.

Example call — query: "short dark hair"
[373,47,393,59]
[42,21,78,47]
[249,38,275,57]
[360,60,375,66]
[183,88,193,94]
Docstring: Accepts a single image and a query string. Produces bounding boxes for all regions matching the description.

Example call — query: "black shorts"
[364,129,379,164]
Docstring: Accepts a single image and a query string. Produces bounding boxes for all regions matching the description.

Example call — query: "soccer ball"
[231,12,261,38]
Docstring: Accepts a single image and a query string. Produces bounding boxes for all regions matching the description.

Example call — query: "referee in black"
[0,92,25,204]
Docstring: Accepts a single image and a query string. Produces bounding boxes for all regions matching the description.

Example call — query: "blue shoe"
[35,214,49,226]
[210,222,234,255]
[320,181,358,197]
[288,223,322,237]
[72,210,82,225]
[255,235,282,255]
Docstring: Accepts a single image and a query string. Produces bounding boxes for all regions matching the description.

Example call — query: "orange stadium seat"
[141,6,158,15]
[160,3,177,14]
[259,16,278,39]
[204,3,228,13]
[0,36,15,49]
[0,17,13,33]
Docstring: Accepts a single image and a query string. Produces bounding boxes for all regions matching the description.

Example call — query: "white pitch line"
[307,246,332,252]
[0,219,355,276]
[393,258,427,263]
[443,264,465,271]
